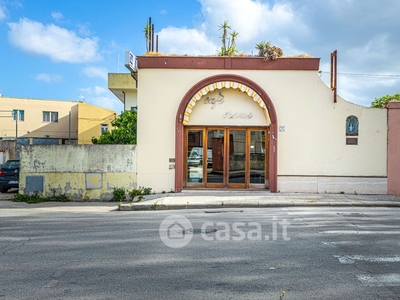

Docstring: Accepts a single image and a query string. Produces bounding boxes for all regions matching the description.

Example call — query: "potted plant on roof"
[255,41,283,60]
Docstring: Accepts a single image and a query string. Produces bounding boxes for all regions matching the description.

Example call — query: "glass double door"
[186,127,268,189]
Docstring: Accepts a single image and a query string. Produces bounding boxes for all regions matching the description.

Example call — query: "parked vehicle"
[188,147,212,167]
[0,159,20,193]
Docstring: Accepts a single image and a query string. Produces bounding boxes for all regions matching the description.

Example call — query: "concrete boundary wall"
[20,144,137,200]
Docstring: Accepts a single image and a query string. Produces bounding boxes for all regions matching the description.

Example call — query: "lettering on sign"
[204,92,224,109]
[346,138,358,145]
[223,111,253,119]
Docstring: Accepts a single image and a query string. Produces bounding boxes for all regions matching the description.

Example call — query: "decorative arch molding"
[182,81,271,126]
[175,74,278,193]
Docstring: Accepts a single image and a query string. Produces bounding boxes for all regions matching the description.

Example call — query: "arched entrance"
[175,74,278,192]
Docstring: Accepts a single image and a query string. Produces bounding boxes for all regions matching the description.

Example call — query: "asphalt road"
[1,203,400,300]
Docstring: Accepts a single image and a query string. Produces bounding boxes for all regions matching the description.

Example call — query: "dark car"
[0,159,20,193]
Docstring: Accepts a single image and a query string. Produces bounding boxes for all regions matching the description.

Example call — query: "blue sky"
[1,0,399,113]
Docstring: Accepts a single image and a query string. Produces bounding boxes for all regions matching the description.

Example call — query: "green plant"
[13,193,41,203]
[152,201,158,210]
[91,110,137,144]
[218,21,239,56]
[255,41,283,61]
[279,291,286,300]
[255,40,270,55]
[371,93,400,108]
[128,186,152,202]
[144,22,151,52]
[52,194,69,202]
[129,186,143,201]
[142,187,152,195]
[112,188,126,202]
[12,193,70,204]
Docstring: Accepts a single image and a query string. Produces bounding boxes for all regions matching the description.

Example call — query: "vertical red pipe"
[330,50,337,103]
[387,101,400,194]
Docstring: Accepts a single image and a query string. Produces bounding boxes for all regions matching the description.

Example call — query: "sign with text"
[125,50,137,72]
[189,89,267,126]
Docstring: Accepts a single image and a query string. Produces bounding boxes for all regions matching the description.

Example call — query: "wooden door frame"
[184,127,269,189]
[176,74,278,192]
[226,128,247,189]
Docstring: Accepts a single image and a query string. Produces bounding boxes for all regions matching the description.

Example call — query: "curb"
[118,201,400,211]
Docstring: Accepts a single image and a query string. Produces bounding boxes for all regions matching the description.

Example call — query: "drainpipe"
[122,91,126,110]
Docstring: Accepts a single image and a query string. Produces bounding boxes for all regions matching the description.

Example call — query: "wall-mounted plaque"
[346,138,358,145]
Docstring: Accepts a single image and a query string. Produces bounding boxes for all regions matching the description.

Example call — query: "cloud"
[76,23,91,37]
[7,18,102,63]
[159,27,217,55]
[34,73,63,83]
[0,6,6,21]
[79,86,121,110]
[80,85,107,96]
[51,11,63,21]
[87,95,121,111]
[157,0,310,56]
[200,0,304,42]
[82,66,108,80]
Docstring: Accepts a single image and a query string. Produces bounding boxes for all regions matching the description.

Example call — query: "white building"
[109,55,399,195]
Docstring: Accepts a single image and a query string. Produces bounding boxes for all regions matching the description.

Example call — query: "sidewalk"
[120,190,400,211]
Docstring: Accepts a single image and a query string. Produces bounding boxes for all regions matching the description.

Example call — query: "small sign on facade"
[346,138,358,145]
[169,158,175,169]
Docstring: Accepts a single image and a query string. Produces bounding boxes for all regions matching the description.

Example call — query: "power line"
[320,71,400,79]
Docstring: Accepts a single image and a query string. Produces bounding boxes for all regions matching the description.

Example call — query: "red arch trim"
[175,74,278,192]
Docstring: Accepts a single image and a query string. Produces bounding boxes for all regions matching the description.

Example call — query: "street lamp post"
[12,109,24,139]
[12,110,24,158]
[13,109,19,139]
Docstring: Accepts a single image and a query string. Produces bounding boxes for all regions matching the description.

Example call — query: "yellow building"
[0,96,116,155]
[75,102,117,144]
[108,73,137,111]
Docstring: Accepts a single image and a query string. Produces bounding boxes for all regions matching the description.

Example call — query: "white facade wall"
[136,67,387,194]
[124,90,137,111]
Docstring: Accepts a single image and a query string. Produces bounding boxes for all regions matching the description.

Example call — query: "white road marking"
[322,241,363,246]
[335,255,400,264]
[334,255,354,264]
[357,274,400,286]
[322,230,400,235]
[0,237,30,242]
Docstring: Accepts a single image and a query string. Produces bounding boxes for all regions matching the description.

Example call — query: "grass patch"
[13,193,70,204]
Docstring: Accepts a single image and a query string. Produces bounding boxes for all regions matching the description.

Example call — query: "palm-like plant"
[255,41,270,56]
[230,31,239,48]
[218,21,239,56]
[144,23,151,52]
[219,20,231,51]
[255,41,283,60]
